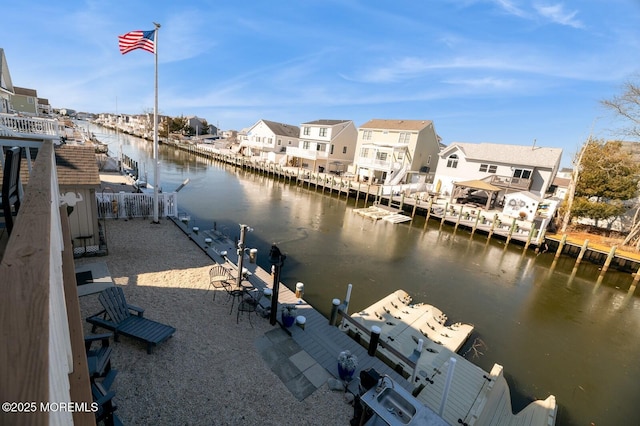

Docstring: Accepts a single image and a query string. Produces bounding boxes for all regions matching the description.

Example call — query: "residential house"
[241,119,299,160]
[37,98,52,115]
[352,119,441,184]
[434,142,563,201]
[0,48,14,114]
[287,119,357,173]
[11,86,38,116]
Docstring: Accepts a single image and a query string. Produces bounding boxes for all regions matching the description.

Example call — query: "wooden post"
[440,202,449,226]
[424,197,434,229]
[599,246,617,275]
[365,183,371,206]
[411,200,418,220]
[356,182,361,204]
[454,206,463,231]
[575,239,590,266]
[400,192,405,211]
[554,234,567,260]
[523,223,537,251]
[471,210,481,237]
[505,218,517,246]
[487,214,498,240]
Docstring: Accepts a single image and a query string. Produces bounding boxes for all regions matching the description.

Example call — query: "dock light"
[204,237,212,246]
[192,226,199,234]
[249,248,258,264]
[296,282,304,303]
[268,244,286,326]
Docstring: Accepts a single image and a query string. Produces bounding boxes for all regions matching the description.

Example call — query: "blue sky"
[4,0,640,167]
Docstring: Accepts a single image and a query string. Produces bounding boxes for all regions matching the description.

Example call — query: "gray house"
[433,142,563,201]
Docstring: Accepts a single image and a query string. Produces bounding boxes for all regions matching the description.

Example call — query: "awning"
[453,179,501,192]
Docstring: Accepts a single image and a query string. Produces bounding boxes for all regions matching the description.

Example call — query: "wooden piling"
[471,210,481,237]
[440,202,449,227]
[505,218,517,246]
[600,246,617,275]
[575,239,590,266]
[487,214,498,240]
[424,197,434,229]
[454,206,463,231]
[523,223,537,251]
[554,234,568,259]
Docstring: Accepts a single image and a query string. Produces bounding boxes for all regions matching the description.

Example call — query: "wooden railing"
[0,141,94,425]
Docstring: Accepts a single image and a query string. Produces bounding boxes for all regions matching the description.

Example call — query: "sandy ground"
[76,219,353,425]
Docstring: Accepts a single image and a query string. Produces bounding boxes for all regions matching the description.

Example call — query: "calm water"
[86,122,640,425]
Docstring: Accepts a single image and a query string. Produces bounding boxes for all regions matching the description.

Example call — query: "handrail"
[0,140,93,425]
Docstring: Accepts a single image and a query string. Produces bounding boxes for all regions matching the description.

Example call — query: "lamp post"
[236,224,253,287]
[268,244,286,326]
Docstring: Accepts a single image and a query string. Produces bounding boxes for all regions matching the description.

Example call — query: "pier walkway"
[169,216,556,425]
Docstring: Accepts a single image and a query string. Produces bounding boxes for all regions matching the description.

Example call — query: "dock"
[171,217,557,425]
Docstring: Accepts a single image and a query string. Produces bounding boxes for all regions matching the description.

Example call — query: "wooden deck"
[170,216,557,425]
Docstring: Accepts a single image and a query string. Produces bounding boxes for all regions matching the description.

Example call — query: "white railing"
[286,146,329,160]
[97,192,178,219]
[0,113,60,139]
[356,156,392,169]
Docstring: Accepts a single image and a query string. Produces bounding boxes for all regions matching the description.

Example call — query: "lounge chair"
[85,333,113,379]
[87,286,176,354]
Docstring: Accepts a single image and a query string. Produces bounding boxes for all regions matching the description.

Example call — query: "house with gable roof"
[433,142,563,201]
[241,119,300,160]
[0,48,15,114]
[287,119,357,173]
[353,119,441,184]
[12,86,38,115]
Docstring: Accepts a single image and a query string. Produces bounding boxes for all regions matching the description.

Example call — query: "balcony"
[286,146,329,160]
[1,140,94,425]
[0,113,61,140]
[486,175,531,191]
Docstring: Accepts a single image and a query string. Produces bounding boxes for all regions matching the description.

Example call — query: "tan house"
[37,97,52,115]
[352,119,441,184]
[12,86,38,115]
[287,119,358,173]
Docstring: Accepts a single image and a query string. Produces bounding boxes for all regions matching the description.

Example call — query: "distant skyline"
[4,0,640,167]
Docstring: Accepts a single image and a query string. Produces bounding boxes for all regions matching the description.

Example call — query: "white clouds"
[534,3,583,28]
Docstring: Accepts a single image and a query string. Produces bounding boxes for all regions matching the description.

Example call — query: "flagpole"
[152,22,161,224]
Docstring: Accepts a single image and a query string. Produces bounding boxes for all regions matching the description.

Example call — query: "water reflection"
[85,122,640,425]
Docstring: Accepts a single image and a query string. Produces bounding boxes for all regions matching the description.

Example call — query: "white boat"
[342,290,557,425]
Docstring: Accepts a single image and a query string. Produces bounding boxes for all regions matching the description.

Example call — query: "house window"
[376,152,388,161]
[343,146,347,154]
[360,148,369,157]
[397,151,405,161]
[330,145,334,154]
[267,138,273,144]
[303,141,311,149]
[479,164,497,173]
[399,132,410,143]
[446,154,458,168]
[319,128,327,137]
[303,127,310,136]
[278,139,282,146]
[513,168,532,179]
[316,144,321,151]
[363,130,372,140]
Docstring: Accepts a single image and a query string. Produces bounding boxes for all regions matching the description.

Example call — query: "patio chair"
[87,286,176,354]
[0,146,23,235]
[85,332,113,379]
[208,264,234,301]
[92,369,123,426]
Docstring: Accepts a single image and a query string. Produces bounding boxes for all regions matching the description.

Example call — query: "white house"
[352,119,441,184]
[241,119,299,160]
[287,119,358,173]
[0,48,15,114]
[434,142,563,202]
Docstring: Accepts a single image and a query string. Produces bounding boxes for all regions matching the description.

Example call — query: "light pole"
[235,224,254,287]
[268,244,286,326]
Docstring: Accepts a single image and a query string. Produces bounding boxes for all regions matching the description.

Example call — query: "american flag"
[118,30,155,55]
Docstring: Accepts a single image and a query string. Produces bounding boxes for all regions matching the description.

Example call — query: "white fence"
[97,192,178,219]
[0,112,60,138]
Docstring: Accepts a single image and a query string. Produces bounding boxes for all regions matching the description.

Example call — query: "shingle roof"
[359,119,433,131]
[55,145,101,186]
[445,142,562,168]
[262,120,300,138]
[301,119,350,126]
[13,86,37,97]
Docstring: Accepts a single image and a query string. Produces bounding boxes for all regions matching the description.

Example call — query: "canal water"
[86,122,640,425]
